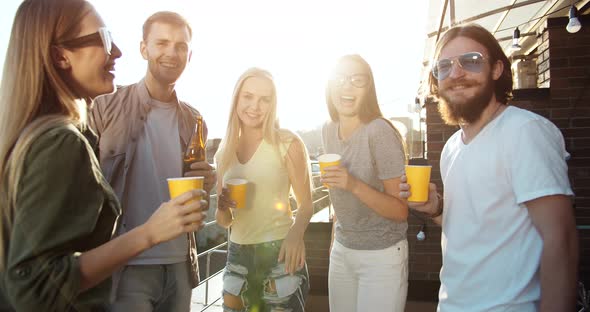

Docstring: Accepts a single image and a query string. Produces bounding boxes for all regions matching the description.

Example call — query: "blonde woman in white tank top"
[214,68,313,312]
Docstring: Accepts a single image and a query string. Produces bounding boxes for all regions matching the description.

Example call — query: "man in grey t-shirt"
[91,12,215,312]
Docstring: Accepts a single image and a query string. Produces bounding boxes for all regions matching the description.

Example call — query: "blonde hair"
[0,0,91,268]
[216,68,295,176]
[216,68,312,207]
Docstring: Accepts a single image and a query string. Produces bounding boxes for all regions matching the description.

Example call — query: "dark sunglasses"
[331,74,370,88]
[58,27,113,56]
[432,52,487,80]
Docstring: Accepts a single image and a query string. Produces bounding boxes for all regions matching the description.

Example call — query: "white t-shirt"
[438,106,573,312]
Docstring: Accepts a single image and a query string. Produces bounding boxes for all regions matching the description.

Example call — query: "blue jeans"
[110,262,192,312]
[222,240,309,312]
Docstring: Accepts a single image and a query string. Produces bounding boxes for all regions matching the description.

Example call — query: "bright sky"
[0,0,428,139]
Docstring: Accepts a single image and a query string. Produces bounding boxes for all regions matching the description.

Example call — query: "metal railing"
[194,175,330,311]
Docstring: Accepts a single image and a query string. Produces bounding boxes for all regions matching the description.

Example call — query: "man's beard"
[437,75,495,126]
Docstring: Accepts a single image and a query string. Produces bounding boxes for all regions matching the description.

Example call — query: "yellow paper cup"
[226,178,248,209]
[167,176,204,202]
[318,154,341,187]
[405,165,432,202]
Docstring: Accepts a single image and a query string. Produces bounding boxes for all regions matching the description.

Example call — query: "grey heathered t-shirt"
[322,118,407,250]
[124,99,187,265]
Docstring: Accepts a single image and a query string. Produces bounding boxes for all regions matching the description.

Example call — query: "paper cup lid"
[167,176,205,181]
[408,158,429,166]
[226,178,248,185]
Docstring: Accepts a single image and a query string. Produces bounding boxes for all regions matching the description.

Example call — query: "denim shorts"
[222,240,309,312]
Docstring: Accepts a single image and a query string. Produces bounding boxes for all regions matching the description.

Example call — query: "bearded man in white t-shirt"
[400,23,578,312]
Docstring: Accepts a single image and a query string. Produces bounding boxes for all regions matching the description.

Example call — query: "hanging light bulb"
[567,5,582,33]
[511,27,522,51]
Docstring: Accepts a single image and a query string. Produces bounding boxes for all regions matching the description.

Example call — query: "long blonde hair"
[0,0,91,268]
[216,68,284,176]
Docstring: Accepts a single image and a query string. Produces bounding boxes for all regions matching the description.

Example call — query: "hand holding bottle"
[182,115,216,192]
[184,161,217,193]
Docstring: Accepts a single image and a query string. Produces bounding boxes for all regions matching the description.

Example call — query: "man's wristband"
[429,193,443,218]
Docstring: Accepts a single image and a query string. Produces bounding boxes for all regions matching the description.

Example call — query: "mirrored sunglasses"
[58,27,113,56]
[432,52,487,80]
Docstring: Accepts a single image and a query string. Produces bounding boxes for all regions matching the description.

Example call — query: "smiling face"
[58,5,122,99]
[236,76,274,130]
[328,58,371,119]
[436,36,502,124]
[141,22,191,86]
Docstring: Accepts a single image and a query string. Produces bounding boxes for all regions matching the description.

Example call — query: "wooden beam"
[435,0,450,43]
[492,0,518,34]
[449,0,456,25]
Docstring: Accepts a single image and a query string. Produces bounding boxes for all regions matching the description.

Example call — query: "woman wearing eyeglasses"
[0,0,206,311]
[321,54,409,312]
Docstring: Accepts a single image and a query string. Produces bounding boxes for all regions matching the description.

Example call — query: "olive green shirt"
[0,124,121,311]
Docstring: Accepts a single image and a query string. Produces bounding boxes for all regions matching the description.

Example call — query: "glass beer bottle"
[183,115,206,174]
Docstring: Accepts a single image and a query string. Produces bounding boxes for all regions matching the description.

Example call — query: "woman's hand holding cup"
[217,187,236,212]
[142,189,208,247]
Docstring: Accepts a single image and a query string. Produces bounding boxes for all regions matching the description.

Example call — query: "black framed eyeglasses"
[432,52,487,80]
[58,27,113,56]
[331,74,370,88]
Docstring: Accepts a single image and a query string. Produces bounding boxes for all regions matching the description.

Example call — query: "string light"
[510,27,522,51]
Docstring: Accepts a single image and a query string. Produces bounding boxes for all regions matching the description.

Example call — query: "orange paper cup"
[318,154,341,188]
[405,165,432,203]
[226,178,248,209]
[167,176,204,202]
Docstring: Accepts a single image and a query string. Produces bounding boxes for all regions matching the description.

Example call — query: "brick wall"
[542,15,590,286]
[304,222,331,295]
[406,97,456,299]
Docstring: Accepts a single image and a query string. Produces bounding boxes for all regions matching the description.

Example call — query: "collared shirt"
[0,123,121,311]
[90,79,206,287]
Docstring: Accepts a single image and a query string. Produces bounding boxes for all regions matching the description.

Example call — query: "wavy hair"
[427,23,513,104]
[216,68,311,203]
[216,68,284,177]
[0,0,91,268]
[326,54,407,161]
[326,54,384,123]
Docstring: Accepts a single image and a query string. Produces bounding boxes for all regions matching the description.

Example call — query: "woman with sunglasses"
[321,55,409,311]
[0,0,206,311]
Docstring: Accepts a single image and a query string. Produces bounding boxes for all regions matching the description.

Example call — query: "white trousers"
[328,239,409,312]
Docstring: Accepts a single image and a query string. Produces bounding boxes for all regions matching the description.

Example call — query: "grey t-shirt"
[124,99,186,265]
[322,118,407,250]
